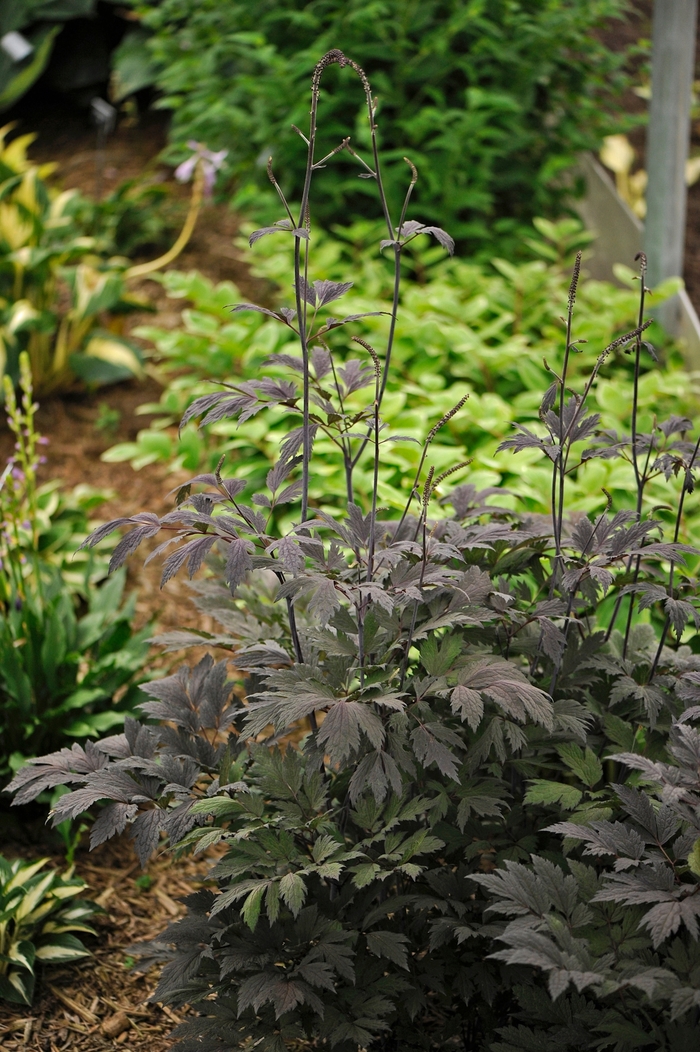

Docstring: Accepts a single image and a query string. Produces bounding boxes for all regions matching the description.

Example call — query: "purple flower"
[38,436,49,446]
[39,455,47,464]
[175,141,228,197]
[11,468,24,482]
[21,520,31,530]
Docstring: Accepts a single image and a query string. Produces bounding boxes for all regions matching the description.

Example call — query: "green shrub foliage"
[136,0,636,251]
[0,567,154,778]
[8,53,700,1050]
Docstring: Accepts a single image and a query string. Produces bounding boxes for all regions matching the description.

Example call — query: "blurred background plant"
[0,1,103,113]
[112,0,641,257]
[0,126,219,392]
[0,124,146,391]
[600,132,700,219]
[68,175,181,259]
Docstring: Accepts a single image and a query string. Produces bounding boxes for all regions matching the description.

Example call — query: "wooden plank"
[644,0,698,330]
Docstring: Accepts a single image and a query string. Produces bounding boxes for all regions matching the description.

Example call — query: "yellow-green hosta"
[0,124,146,392]
[0,854,100,1005]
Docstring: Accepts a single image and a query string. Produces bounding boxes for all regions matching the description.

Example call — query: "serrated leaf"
[450,685,483,731]
[556,744,603,788]
[279,872,306,916]
[241,884,267,931]
[524,780,583,810]
[421,634,462,677]
[365,930,409,969]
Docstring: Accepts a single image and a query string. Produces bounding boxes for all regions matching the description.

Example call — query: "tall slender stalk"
[552,251,581,561]
[400,469,433,689]
[649,433,700,678]
[352,337,382,583]
[605,256,652,647]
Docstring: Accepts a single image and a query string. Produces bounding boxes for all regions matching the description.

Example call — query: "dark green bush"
[136,0,638,253]
[9,51,700,1051]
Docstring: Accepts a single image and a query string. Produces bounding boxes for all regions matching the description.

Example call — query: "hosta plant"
[0,125,147,391]
[0,854,100,1006]
[7,53,700,1051]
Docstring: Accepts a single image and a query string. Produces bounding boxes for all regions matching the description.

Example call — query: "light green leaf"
[240,884,267,932]
[556,744,603,788]
[279,872,306,916]
[524,780,583,810]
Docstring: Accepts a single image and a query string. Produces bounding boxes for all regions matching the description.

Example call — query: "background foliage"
[0,353,153,781]
[131,0,638,254]
[112,218,696,545]
[0,125,146,390]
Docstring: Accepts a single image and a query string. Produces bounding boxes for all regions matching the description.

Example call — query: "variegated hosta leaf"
[34,933,91,963]
[8,939,35,973]
[0,853,98,1006]
[1,968,35,1006]
[82,335,145,378]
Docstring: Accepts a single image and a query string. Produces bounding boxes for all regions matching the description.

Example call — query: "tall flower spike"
[567,251,582,313]
[351,336,381,380]
[433,460,472,487]
[422,467,435,508]
[426,395,469,444]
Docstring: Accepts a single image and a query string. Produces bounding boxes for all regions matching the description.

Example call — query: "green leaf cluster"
[0,567,153,780]
[0,853,100,1006]
[110,217,698,545]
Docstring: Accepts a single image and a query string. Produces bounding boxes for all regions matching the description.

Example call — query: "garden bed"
[4,12,700,1050]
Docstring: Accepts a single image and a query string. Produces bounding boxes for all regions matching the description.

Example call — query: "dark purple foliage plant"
[8,53,700,1051]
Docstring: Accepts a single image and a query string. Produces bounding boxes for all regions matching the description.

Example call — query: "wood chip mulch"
[0,837,220,1052]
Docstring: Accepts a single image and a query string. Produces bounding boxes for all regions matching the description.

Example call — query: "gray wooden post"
[644,0,698,332]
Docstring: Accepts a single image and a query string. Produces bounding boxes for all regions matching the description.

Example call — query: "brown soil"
[0,837,221,1052]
